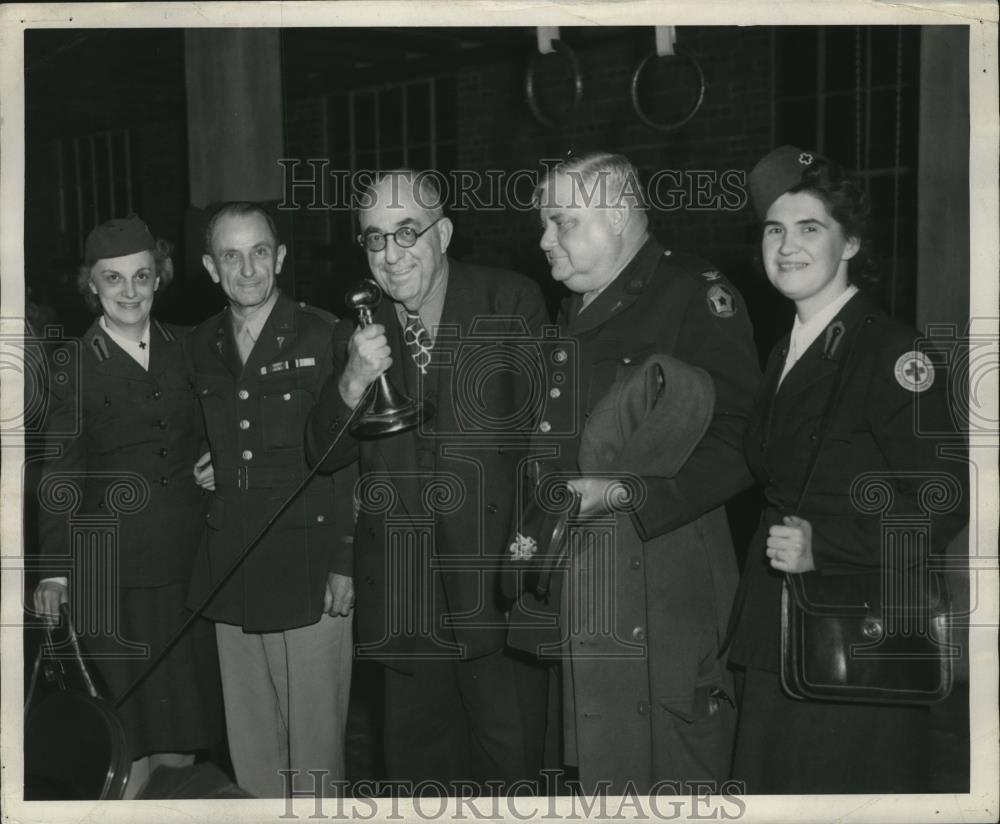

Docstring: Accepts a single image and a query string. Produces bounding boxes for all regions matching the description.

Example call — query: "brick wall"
[449,27,784,352]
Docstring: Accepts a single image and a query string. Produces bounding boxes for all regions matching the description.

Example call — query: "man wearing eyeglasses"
[306,170,551,791]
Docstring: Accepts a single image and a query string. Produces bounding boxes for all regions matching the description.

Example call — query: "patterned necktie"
[403,311,433,375]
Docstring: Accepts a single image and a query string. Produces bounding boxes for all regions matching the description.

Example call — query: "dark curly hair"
[788,156,880,287]
[77,238,174,313]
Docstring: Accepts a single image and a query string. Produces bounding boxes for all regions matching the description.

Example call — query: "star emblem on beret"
[798,152,814,165]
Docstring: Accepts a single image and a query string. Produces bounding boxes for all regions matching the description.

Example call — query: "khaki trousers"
[215,613,353,798]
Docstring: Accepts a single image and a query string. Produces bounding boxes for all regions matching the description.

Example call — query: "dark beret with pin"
[84,215,156,264]
[747,145,826,221]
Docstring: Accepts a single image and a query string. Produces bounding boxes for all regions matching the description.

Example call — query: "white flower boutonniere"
[509,532,538,561]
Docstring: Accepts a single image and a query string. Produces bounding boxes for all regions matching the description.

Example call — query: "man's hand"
[338,324,392,408]
[193,452,215,491]
[323,572,355,617]
[33,580,68,625]
[567,476,630,518]
[766,515,816,573]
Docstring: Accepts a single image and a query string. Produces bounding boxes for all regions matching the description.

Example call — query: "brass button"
[539,421,552,433]
[629,556,641,570]
[637,701,650,715]
[552,349,568,364]
[239,419,250,430]
[631,626,646,642]
[159,477,168,486]
[159,448,167,458]
[238,389,249,400]
[549,388,561,399]
[152,389,161,399]
[157,420,167,430]
[316,514,325,523]
[241,449,253,460]
[622,356,632,365]
[282,392,292,401]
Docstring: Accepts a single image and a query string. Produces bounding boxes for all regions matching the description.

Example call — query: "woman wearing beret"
[726,148,967,793]
[33,216,223,798]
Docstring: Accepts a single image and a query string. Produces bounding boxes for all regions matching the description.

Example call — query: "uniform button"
[238,389,249,400]
[629,556,641,570]
[539,421,552,433]
[316,514,325,523]
[241,449,253,460]
[622,356,632,365]
[552,349,568,364]
[239,419,250,430]
[631,626,646,642]
[637,701,650,715]
[809,432,818,441]
[159,448,167,458]
[201,389,209,396]
[159,477,169,486]
[282,393,292,401]
[157,420,167,430]
[152,389,161,400]
[487,504,498,514]
[549,388,561,399]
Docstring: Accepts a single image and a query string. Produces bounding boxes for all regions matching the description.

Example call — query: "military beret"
[747,145,820,221]
[84,215,155,265]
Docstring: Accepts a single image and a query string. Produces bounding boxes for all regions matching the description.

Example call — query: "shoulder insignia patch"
[699,269,721,282]
[706,284,736,318]
[893,351,935,393]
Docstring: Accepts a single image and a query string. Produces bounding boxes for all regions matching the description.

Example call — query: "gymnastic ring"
[630,46,706,132]
[525,40,583,130]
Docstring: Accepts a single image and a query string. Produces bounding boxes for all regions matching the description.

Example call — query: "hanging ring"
[526,40,583,130]
[630,46,706,133]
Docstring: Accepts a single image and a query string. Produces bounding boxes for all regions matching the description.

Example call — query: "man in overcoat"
[305,170,550,789]
[508,152,762,794]
[186,202,355,798]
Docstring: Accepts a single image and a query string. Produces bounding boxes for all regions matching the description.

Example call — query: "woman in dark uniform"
[33,215,222,798]
[727,147,967,793]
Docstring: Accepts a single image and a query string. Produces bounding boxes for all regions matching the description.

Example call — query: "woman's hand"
[33,580,68,625]
[766,515,815,573]
[193,452,215,491]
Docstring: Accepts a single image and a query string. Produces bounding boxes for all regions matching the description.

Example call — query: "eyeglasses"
[357,217,444,252]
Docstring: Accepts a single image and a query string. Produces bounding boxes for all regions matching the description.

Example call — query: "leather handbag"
[777,317,955,705]
[780,569,954,704]
[24,604,130,800]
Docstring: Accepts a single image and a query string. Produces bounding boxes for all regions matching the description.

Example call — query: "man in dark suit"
[305,171,550,790]
[508,152,762,793]
[186,202,355,798]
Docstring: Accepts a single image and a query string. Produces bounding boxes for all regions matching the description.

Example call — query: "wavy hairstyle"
[77,237,174,313]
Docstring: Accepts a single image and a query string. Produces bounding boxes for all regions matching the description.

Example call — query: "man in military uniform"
[509,152,762,793]
[186,202,355,798]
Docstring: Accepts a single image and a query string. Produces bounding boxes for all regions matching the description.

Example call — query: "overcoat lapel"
[565,238,663,337]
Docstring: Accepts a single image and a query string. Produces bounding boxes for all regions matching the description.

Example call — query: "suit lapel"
[773,291,867,404]
[85,319,148,381]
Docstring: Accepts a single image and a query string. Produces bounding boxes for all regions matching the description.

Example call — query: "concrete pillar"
[916,27,969,333]
[184,29,285,207]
